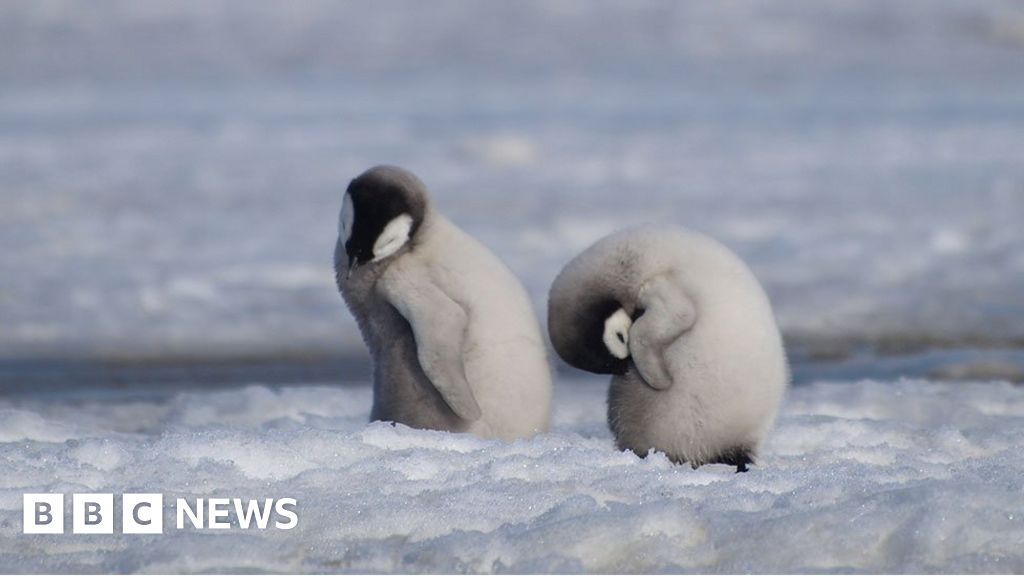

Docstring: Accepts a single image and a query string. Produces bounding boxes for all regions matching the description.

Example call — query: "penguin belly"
[608,323,786,467]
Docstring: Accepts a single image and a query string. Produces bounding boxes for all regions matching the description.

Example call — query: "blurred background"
[2,0,1023,392]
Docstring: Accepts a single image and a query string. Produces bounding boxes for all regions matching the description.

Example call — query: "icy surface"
[1,377,1024,573]
[2,1,1024,358]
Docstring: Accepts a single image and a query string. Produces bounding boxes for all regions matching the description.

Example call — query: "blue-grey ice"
[1,0,1023,358]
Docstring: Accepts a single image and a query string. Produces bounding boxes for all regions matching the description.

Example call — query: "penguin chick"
[334,165,552,440]
[548,227,788,471]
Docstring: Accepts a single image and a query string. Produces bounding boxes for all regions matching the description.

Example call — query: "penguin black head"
[340,165,429,274]
[549,297,633,375]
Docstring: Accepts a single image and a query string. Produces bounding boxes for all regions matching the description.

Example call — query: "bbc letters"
[24,494,298,534]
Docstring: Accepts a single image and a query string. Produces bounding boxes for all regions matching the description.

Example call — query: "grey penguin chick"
[334,165,552,440]
[547,227,788,471]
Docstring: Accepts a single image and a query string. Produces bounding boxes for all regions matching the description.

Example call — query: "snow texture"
[2,377,1024,573]
[2,1,1024,358]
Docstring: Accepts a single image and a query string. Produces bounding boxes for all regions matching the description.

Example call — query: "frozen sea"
[2,0,1023,359]
[2,1,1024,573]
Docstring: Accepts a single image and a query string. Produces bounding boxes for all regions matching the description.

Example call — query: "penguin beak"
[347,254,359,279]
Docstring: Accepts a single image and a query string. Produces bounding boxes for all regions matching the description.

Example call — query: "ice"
[2,1,1024,359]
[1,377,1024,573]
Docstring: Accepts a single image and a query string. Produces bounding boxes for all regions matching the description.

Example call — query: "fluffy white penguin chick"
[334,165,552,440]
[548,227,788,471]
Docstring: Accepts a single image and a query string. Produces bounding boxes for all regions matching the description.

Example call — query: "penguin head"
[549,297,633,375]
[339,165,429,274]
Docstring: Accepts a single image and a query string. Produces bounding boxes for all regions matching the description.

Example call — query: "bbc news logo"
[24,494,298,534]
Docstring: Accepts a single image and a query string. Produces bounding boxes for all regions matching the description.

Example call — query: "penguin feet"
[714,446,754,473]
[632,446,755,473]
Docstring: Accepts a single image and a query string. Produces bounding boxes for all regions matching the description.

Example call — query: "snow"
[2,1,1024,359]
[2,377,1024,573]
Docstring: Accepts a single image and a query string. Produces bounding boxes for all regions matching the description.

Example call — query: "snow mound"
[1,378,1023,573]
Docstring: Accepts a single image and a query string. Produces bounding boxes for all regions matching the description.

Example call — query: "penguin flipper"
[629,272,697,390]
[378,266,483,422]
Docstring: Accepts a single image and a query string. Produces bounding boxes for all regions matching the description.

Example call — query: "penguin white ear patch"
[372,214,414,262]
[603,308,632,360]
[340,193,354,242]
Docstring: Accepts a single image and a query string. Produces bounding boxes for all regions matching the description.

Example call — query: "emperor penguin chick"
[334,165,552,440]
[548,227,788,471]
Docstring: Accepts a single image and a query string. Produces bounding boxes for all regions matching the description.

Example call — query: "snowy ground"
[2,377,1024,573]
